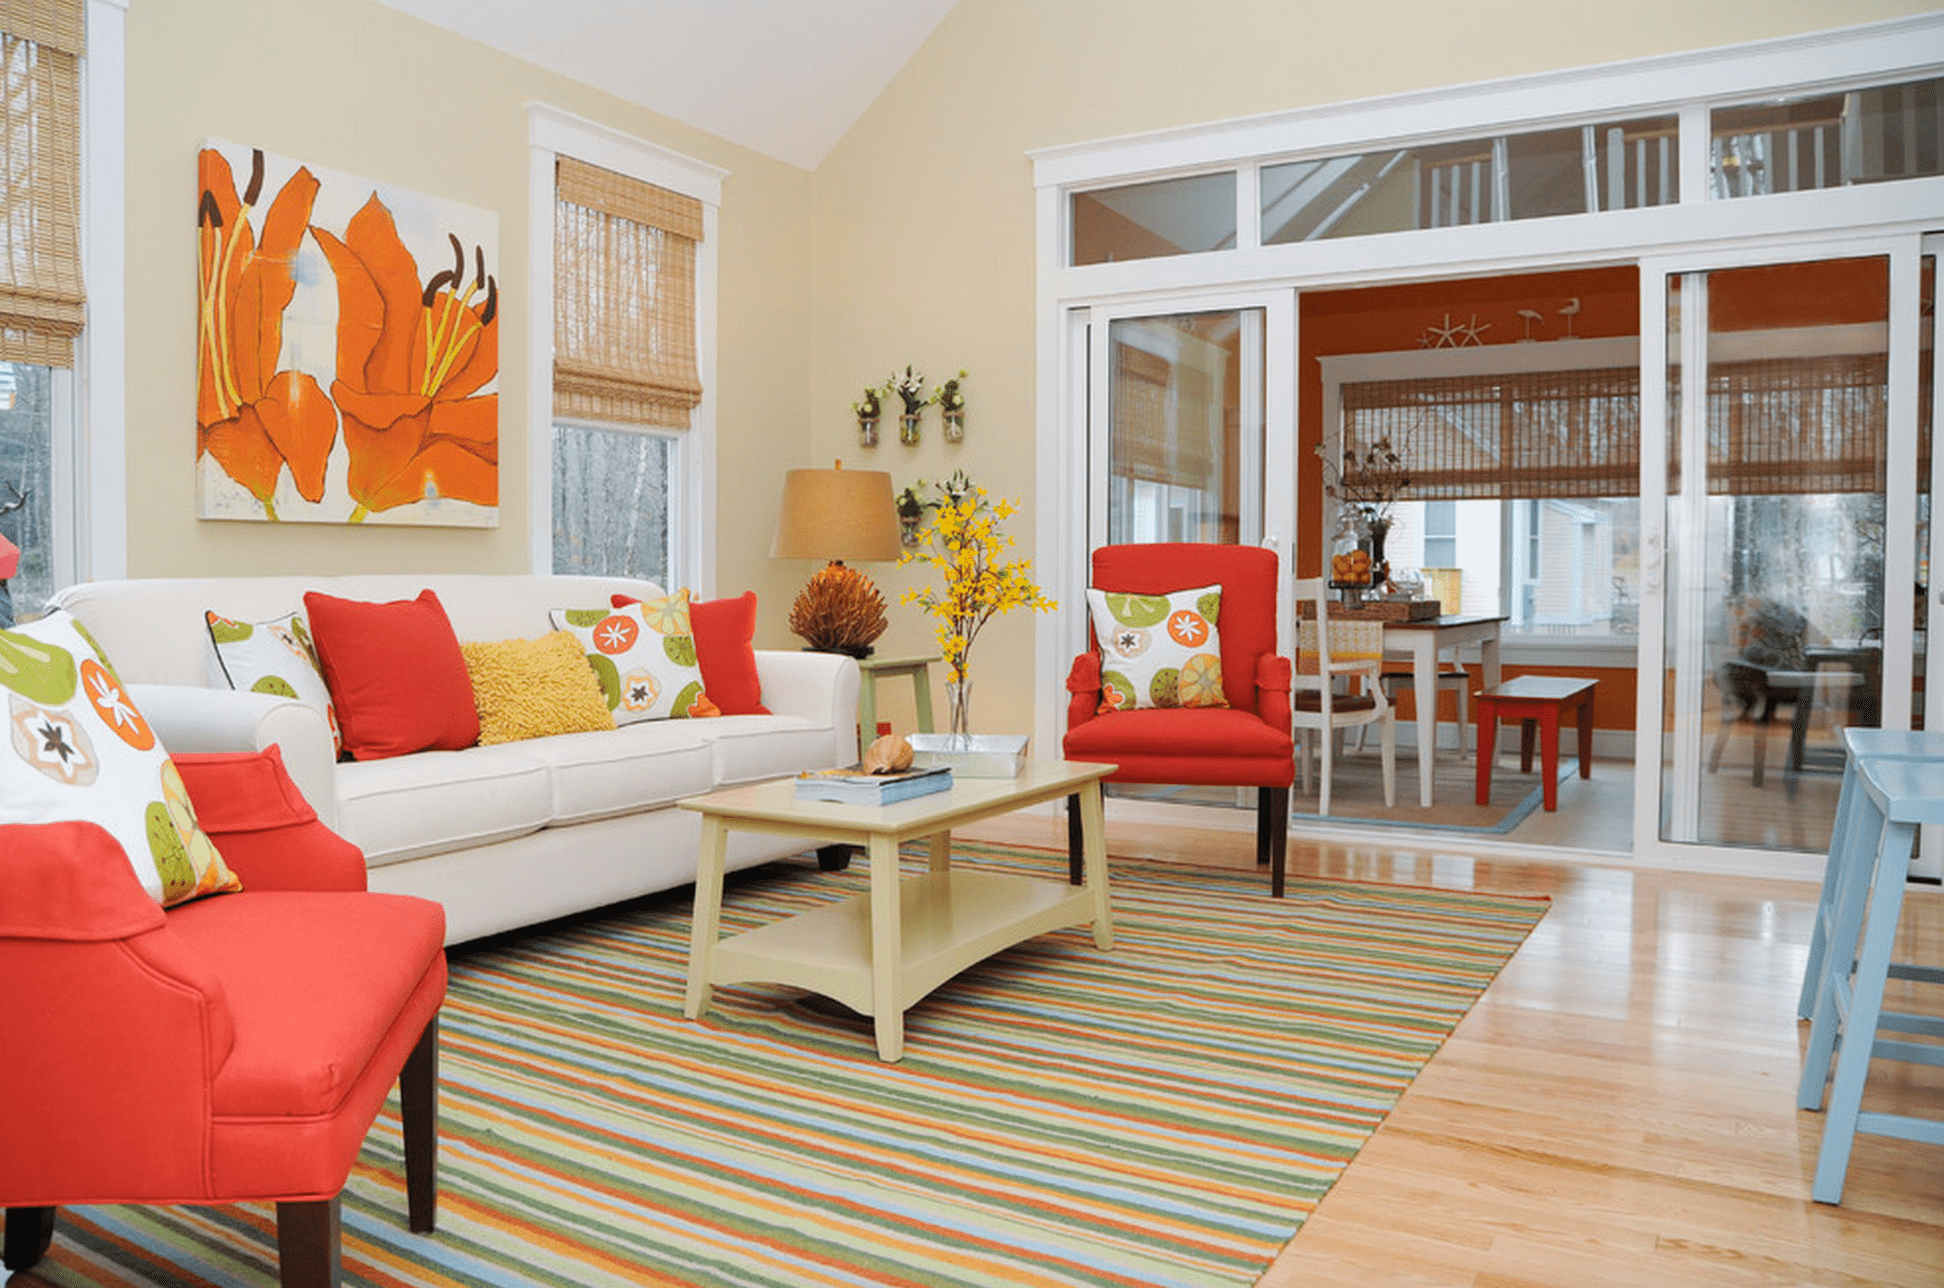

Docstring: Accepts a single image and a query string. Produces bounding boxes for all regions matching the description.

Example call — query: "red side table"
[1475,676,1598,811]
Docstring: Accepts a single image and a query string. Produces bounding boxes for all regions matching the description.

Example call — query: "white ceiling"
[372,0,961,171]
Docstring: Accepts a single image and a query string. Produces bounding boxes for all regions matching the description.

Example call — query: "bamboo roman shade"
[0,0,85,368]
[1707,354,1891,495]
[553,156,704,430]
[1342,352,1895,499]
[1112,341,1216,485]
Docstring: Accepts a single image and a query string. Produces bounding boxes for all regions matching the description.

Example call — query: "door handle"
[1642,530,1664,593]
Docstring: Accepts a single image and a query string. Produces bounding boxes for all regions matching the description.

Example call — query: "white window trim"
[79,0,127,582]
[525,104,726,592]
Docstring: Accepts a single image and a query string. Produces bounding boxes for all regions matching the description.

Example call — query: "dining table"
[1381,613,1507,807]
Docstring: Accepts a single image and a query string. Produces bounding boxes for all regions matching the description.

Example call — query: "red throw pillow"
[612,590,770,715]
[304,589,480,760]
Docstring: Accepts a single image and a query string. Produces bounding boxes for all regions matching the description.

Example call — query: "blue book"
[794,764,953,805]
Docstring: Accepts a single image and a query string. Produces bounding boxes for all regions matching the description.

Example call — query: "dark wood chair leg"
[3,1206,55,1271]
[1262,787,1291,898]
[400,1016,439,1234]
[1255,789,1274,867]
[1066,793,1084,885]
[276,1196,340,1288]
[816,844,853,871]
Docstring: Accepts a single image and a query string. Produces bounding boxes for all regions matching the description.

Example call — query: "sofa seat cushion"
[513,722,714,824]
[168,889,446,1118]
[335,746,553,868]
[686,714,839,787]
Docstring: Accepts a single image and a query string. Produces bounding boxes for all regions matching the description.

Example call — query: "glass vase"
[899,412,923,445]
[945,678,972,740]
[942,408,965,442]
[857,415,879,448]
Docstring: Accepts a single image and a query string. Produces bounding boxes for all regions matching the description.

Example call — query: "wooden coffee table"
[679,758,1116,1062]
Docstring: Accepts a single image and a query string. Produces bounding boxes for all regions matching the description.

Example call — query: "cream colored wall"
[810,0,1944,741]
[123,0,810,639]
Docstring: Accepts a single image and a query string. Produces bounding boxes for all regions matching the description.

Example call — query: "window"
[548,153,707,588]
[1070,172,1237,265]
[0,1,86,623]
[1711,74,1944,199]
[1333,348,1648,640]
[1421,499,1457,568]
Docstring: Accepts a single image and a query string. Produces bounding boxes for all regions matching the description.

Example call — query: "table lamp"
[771,461,901,656]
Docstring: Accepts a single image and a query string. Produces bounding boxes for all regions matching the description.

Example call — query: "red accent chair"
[1063,543,1296,895]
[1,747,446,1287]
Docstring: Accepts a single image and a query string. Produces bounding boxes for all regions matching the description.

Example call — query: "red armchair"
[1063,543,1296,895]
[1,747,446,1287]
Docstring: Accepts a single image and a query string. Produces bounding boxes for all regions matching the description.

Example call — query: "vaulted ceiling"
[371,0,960,171]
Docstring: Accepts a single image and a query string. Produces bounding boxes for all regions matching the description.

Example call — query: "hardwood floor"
[960,811,1944,1288]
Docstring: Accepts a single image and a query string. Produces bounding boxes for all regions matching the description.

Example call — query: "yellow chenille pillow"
[460,631,617,745]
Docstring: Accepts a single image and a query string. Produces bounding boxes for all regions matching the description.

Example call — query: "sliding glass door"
[1084,294,1296,641]
[1638,241,1928,861]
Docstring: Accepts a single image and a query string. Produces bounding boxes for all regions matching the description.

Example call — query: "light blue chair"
[1795,745,1944,1203]
[1795,727,1944,1020]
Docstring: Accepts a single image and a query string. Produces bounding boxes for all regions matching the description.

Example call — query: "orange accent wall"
[1389,663,1637,729]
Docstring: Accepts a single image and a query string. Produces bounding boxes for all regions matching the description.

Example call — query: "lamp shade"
[771,465,901,563]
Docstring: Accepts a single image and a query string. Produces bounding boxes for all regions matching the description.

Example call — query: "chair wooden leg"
[1066,793,1084,885]
[400,1015,439,1234]
[1255,788,1274,867]
[3,1206,55,1271]
[1261,787,1290,898]
[276,1196,341,1288]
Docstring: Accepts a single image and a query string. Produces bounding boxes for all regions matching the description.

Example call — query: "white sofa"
[52,574,859,945]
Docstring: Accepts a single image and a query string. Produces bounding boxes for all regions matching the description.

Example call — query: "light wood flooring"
[960,810,1944,1288]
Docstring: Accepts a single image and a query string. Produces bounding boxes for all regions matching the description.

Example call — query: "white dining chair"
[1291,577,1396,816]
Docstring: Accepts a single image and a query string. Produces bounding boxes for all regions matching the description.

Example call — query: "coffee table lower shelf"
[679,759,1116,1062]
[708,869,1096,1017]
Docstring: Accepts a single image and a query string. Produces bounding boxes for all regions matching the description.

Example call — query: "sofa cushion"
[304,589,480,760]
[615,590,769,715]
[169,889,445,1117]
[550,589,714,723]
[334,746,552,868]
[0,610,241,907]
[512,723,715,823]
[686,714,843,787]
[460,631,615,745]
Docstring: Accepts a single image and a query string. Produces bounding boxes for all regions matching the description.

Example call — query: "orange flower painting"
[312,197,498,521]
[195,141,499,527]
[197,148,337,520]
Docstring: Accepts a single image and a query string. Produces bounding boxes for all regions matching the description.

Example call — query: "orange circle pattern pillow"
[0,610,240,906]
[1084,584,1229,714]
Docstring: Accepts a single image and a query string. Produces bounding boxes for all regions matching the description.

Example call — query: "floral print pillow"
[1085,584,1229,713]
[205,609,342,756]
[549,589,717,725]
[1,610,241,906]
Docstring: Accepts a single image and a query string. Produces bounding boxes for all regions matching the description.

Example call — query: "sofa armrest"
[751,649,860,768]
[1254,653,1292,732]
[175,749,367,893]
[0,823,237,1203]
[129,684,340,832]
[1065,652,1102,733]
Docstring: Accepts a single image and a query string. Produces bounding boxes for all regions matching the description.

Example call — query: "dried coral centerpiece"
[788,562,888,658]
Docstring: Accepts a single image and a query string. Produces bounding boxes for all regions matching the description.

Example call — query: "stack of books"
[794,764,953,805]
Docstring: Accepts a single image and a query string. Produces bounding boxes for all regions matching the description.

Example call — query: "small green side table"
[856,653,940,758]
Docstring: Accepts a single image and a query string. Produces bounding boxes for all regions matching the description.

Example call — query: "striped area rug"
[30,843,1548,1288]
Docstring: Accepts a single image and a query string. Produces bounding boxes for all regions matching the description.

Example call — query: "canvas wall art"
[196,140,500,526]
